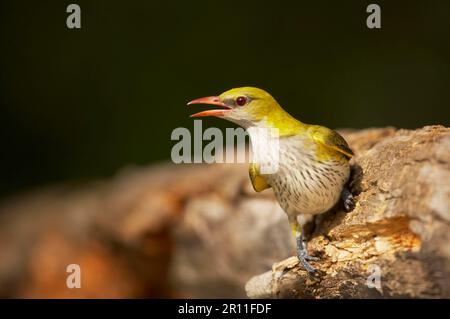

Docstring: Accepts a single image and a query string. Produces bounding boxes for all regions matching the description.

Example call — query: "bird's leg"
[341,186,355,212]
[289,217,319,274]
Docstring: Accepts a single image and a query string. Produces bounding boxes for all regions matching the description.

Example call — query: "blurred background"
[0,0,449,298]
[1,0,449,198]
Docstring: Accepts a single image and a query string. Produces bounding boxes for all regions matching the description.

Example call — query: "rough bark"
[245,125,450,298]
[0,125,448,298]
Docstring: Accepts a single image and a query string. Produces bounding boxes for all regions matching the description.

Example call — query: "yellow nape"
[219,87,307,136]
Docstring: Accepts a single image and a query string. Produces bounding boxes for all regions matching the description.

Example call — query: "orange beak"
[187,96,231,118]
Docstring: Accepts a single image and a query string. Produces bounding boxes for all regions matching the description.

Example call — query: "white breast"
[252,134,350,216]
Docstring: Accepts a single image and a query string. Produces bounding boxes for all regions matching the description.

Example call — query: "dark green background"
[1,1,449,197]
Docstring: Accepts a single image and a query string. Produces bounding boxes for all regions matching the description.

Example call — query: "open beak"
[187,96,231,118]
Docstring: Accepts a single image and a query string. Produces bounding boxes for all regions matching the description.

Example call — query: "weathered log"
[245,125,450,298]
[0,125,448,298]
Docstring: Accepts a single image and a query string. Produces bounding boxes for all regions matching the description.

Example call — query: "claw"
[341,187,355,212]
[344,198,355,211]
[297,242,319,274]
[298,254,317,274]
[305,255,320,261]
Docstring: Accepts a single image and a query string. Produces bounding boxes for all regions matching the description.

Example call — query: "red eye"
[236,96,247,106]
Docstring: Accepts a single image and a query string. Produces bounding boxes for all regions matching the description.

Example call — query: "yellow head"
[188,87,294,129]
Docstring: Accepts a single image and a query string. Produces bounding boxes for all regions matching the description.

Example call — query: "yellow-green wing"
[310,125,354,159]
[249,163,271,192]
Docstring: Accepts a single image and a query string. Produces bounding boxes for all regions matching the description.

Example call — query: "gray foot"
[296,235,319,274]
[341,187,355,212]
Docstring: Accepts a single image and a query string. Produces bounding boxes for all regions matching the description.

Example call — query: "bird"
[187,87,355,274]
